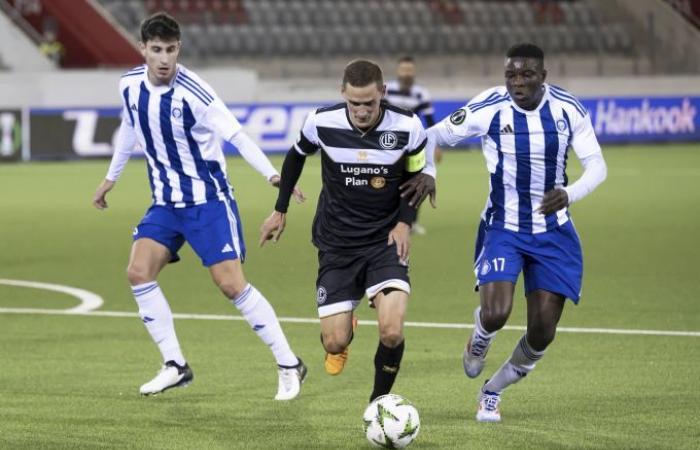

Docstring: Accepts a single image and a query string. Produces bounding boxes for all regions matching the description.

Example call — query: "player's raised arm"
[93,116,137,210]
[229,127,278,181]
[428,87,503,148]
[205,99,277,180]
[427,111,464,148]
[205,98,306,202]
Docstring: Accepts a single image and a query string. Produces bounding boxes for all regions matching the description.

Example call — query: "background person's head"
[397,56,416,91]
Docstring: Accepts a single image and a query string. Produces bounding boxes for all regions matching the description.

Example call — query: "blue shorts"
[133,196,246,267]
[474,220,583,303]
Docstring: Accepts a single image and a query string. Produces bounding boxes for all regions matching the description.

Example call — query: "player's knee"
[215,278,248,299]
[379,332,403,348]
[217,281,239,299]
[527,325,557,351]
[321,332,350,354]
[211,268,248,299]
[379,326,403,348]
[126,264,154,286]
[480,305,509,332]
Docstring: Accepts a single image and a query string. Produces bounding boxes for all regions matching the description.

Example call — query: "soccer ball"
[362,394,420,448]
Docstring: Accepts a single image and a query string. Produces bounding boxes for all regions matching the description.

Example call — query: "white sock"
[469,306,496,355]
[484,335,544,394]
[232,284,298,367]
[132,281,186,366]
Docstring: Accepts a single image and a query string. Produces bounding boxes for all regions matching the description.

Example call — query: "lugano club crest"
[316,286,327,305]
[379,131,398,149]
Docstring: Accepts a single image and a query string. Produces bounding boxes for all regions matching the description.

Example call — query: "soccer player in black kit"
[260,60,435,401]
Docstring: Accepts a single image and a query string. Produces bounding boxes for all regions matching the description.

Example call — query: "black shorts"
[315,242,410,318]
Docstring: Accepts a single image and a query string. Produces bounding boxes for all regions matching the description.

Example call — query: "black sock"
[370,340,405,402]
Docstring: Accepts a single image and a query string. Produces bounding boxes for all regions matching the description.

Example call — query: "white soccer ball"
[362,394,420,448]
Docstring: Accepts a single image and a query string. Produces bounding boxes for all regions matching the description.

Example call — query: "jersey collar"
[143,64,179,92]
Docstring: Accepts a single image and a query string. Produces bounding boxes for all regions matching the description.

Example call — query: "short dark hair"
[140,12,180,43]
[342,59,384,89]
[506,43,544,61]
[398,55,415,64]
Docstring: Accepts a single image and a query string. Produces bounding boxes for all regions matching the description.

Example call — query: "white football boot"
[139,361,193,396]
[476,383,502,423]
[275,358,308,401]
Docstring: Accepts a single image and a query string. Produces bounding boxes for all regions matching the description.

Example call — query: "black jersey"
[294,102,429,251]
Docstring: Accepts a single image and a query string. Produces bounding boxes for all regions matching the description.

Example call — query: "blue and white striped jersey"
[429,83,603,234]
[119,64,242,207]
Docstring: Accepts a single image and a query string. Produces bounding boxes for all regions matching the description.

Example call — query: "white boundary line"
[1,277,699,338]
[0,278,103,313]
[0,307,699,337]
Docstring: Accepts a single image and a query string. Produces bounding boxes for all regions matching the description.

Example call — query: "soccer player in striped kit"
[93,12,307,399]
[428,43,607,422]
[260,60,435,402]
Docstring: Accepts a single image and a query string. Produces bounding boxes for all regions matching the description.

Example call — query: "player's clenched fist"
[93,179,115,210]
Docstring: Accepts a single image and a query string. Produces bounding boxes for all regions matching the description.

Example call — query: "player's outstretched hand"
[269,175,306,204]
[93,179,115,210]
[259,211,286,247]
[399,173,436,209]
[388,222,411,263]
[538,188,569,215]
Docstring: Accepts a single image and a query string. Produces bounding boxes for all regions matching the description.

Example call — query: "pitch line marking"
[0,307,698,337]
[0,279,103,313]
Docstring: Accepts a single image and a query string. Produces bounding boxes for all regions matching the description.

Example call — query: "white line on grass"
[1,307,699,338]
[1,278,698,337]
[0,279,103,313]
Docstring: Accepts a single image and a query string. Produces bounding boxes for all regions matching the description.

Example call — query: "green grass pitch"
[1,144,699,449]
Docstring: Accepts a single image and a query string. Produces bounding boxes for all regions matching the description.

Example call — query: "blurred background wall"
[0,0,698,161]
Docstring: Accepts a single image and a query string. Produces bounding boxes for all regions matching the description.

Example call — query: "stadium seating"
[96,0,637,62]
